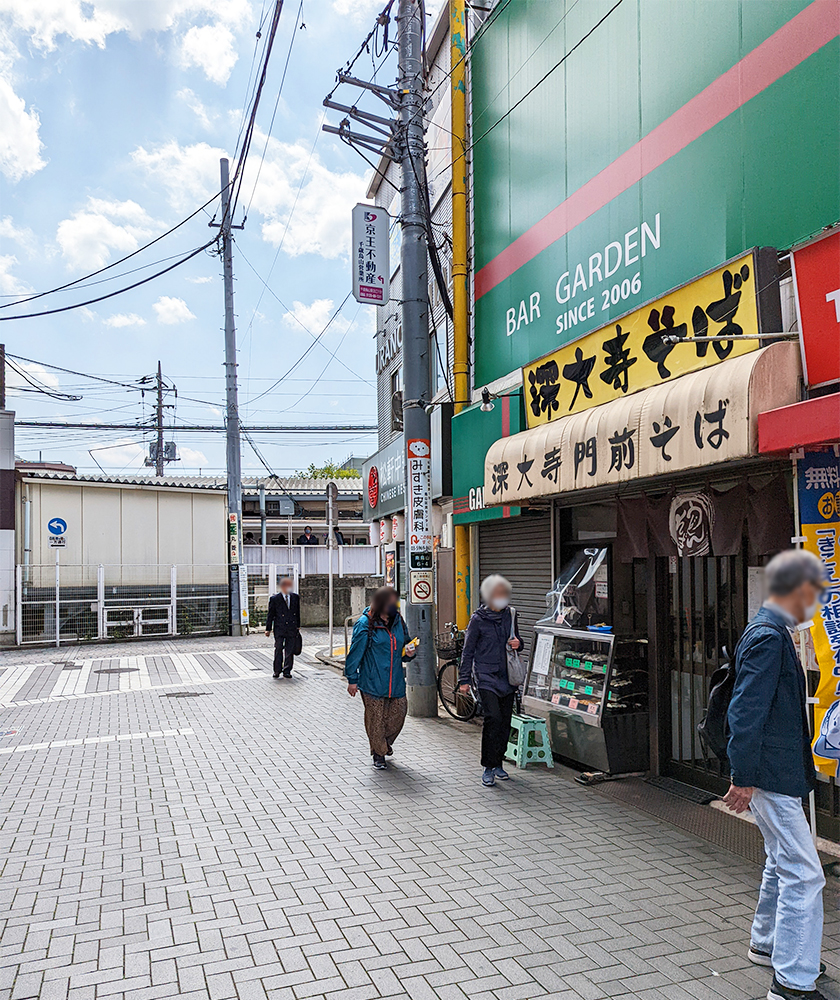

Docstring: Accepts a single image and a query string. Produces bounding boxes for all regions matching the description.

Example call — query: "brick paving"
[1,635,838,1000]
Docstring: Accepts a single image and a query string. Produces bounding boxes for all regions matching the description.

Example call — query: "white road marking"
[0,728,194,756]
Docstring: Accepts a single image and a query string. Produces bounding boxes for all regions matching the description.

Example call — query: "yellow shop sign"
[523,252,763,428]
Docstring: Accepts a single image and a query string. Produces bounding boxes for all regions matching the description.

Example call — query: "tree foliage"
[295,461,358,480]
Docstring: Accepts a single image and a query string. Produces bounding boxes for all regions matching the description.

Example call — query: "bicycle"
[435,622,479,721]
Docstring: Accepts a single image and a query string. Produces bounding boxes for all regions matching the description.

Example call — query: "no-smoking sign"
[409,570,434,605]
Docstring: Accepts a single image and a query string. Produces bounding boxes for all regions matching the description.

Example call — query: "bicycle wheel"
[437,660,478,721]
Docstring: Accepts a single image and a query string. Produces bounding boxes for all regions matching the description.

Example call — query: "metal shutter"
[478,513,552,656]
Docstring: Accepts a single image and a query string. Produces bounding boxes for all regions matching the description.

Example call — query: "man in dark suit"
[725,550,828,1000]
[265,576,301,678]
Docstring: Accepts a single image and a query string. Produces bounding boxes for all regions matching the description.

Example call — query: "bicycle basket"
[434,630,464,659]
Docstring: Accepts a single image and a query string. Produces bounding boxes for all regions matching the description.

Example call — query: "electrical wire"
[243,0,305,220]
[0,195,222,311]
[234,246,374,388]
[0,241,215,321]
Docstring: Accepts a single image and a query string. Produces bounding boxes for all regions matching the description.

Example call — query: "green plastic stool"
[506,714,554,769]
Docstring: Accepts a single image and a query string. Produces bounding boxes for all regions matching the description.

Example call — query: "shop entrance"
[660,553,746,792]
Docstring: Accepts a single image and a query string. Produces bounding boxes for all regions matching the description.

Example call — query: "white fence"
[17,564,229,646]
[241,544,379,577]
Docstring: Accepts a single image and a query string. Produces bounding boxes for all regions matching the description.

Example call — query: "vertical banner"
[798,450,840,777]
[351,203,390,305]
[238,563,249,627]
[407,438,432,572]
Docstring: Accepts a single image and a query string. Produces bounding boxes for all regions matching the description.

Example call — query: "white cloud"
[133,132,367,258]
[56,197,157,270]
[332,0,444,21]
[0,254,30,295]
[6,359,60,391]
[0,77,45,181]
[282,298,346,335]
[177,445,208,466]
[251,136,367,259]
[186,275,214,284]
[176,87,216,129]
[180,23,237,85]
[131,139,225,212]
[103,312,146,328]
[153,295,195,324]
[0,216,36,252]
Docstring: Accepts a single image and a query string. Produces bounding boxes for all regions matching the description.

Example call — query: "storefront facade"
[460,0,840,814]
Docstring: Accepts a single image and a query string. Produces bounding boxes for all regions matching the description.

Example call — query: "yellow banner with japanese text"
[523,252,760,428]
[798,451,840,779]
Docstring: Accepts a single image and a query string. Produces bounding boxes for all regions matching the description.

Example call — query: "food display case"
[523,623,650,774]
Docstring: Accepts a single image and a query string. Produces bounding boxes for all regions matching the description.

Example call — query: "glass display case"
[524,623,650,772]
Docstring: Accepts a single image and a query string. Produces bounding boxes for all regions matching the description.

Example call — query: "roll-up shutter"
[478,513,552,657]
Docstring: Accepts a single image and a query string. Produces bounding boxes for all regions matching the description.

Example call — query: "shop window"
[571,502,617,540]
[391,369,403,432]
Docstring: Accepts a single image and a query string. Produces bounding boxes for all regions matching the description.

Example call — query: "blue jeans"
[749,788,825,990]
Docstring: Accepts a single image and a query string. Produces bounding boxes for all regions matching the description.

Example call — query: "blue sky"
[0,0,420,476]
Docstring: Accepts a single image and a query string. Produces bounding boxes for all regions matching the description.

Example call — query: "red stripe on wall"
[501,394,511,437]
[474,0,840,300]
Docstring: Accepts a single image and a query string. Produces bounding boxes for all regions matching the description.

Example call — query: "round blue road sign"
[47,518,67,536]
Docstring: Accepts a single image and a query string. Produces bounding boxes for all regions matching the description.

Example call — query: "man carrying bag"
[265,576,302,678]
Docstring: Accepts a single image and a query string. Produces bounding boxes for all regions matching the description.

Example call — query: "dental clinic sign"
[352,203,390,305]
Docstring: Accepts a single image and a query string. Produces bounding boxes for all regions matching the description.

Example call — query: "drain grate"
[163,691,211,698]
[94,667,140,675]
[645,775,718,805]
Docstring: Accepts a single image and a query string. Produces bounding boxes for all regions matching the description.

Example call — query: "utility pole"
[0,344,5,410]
[450,0,471,629]
[399,0,436,717]
[220,157,243,636]
[155,361,165,477]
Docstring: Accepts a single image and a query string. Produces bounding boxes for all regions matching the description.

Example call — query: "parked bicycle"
[435,622,479,721]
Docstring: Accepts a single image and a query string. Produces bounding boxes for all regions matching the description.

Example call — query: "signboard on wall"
[523,252,764,427]
[352,203,390,305]
[470,1,839,387]
[362,438,405,521]
[791,230,840,387]
[798,450,840,779]
[406,438,432,570]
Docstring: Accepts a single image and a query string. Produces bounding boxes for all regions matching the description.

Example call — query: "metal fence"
[241,544,380,577]
[16,564,229,646]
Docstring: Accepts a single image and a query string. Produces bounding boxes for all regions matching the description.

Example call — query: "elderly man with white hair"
[459,574,522,787]
[725,549,829,1000]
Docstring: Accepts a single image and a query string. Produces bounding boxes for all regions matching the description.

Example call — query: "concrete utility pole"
[398,0,437,717]
[155,361,165,477]
[220,157,243,636]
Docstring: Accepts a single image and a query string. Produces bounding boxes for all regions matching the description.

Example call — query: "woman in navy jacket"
[459,574,522,787]
[344,586,415,770]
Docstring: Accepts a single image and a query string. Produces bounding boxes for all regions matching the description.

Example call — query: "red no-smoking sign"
[409,570,433,604]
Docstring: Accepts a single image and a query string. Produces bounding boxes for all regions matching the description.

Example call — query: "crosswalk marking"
[0,647,322,710]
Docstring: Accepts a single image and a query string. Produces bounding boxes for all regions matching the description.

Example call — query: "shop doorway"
[660,553,746,792]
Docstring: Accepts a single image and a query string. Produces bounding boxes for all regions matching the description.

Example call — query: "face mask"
[806,601,820,620]
[490,597,509,610]
[386,602,399,617]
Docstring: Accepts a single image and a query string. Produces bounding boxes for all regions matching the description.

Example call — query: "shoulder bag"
[506,607,527,687]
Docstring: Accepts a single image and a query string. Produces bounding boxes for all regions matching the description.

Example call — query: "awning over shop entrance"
[484,341,800,504]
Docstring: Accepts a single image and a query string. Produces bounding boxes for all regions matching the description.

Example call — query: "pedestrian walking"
[265,576,301,678]
[344,586,416,770]
[458,574,522,787]
[725,549,828,1000]
[297,526,319,545]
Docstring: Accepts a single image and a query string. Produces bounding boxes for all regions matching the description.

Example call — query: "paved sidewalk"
[1,643,838,1000]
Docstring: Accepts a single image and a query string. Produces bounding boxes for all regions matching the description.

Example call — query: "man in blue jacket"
[725,550,828,1000]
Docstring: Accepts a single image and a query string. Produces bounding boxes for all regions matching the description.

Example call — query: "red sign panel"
[367,466,379,510]
[791,231,840,387]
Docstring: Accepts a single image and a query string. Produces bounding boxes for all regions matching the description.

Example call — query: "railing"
[16,564,229,646]
[241,544,379,577]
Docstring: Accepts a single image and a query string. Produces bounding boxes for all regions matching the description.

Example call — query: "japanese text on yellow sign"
[799,452,840,779]
[523,253,760,428]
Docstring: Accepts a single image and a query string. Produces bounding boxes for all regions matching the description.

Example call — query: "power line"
[0,241,215,321]
[0,195,222,312]
[15,421,377,432]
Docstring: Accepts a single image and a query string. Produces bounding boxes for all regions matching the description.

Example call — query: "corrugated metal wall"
[477,513,552,656]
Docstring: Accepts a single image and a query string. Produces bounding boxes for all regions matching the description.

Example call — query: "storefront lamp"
[480,387,495,412]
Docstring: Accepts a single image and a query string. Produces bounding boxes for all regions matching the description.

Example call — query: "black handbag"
[293,631,303,656]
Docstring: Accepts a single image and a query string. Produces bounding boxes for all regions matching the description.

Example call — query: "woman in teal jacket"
[344,585,415,769]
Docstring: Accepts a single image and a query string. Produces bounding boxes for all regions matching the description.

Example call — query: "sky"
[0,0,435,477]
